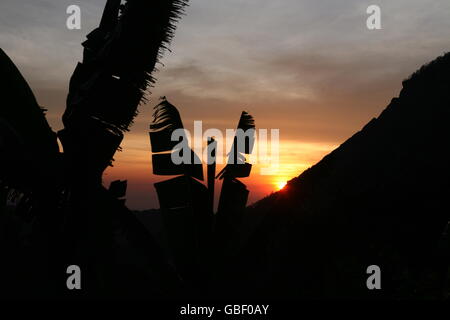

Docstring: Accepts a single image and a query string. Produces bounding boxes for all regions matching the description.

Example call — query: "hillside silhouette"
[214,53,450,299]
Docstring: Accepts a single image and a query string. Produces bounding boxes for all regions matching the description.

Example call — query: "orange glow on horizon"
[105,135,337,209]
[276,181,287,190]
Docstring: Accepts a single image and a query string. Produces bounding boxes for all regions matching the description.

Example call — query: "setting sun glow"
[277,181,287,190]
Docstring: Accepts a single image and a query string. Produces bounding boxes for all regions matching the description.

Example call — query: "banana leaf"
[152,151,204,181]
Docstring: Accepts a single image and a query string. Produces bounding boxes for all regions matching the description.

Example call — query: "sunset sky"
[2,0,450,209]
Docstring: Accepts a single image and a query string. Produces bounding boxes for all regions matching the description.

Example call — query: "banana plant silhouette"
[0,0,188,298]
[149,99,255,286]
[149,98,208,286]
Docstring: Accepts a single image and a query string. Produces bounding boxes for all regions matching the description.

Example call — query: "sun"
[277,181,287,190]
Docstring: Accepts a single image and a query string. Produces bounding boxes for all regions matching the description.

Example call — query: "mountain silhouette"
[214,52,450,299]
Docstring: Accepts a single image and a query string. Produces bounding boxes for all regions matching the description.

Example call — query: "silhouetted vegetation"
[0,0,449,301]
[0,0,189,299]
